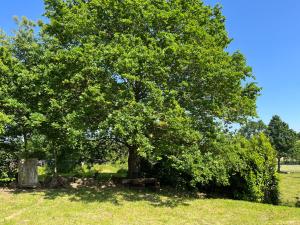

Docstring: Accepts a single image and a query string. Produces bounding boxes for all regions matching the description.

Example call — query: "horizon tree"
[290,140,300,163]
[267,115,297,172]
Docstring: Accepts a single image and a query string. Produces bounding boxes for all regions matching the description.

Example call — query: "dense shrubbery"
[227,134,279,204]
[142,133,279,204]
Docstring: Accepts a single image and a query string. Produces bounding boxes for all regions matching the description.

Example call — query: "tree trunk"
[24,133,28,158]
[277,157,281,173]
[54,147,58,176]
[128,146,140,179]
[52,141,58,176]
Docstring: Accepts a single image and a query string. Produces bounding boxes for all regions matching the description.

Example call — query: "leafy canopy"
[267,115,297,158]
[41,0,260,177]
[0,0,262,182]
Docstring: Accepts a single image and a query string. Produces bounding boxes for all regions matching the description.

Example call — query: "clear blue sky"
[1,0,300,131]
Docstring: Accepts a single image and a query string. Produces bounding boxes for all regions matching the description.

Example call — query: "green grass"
[37,163,128,182]
[91,163,127,173]
[281,164,300,173]
[58,163,127,179]
[279,165,300,207]
[1,164,299,225]
[1,187,300,225]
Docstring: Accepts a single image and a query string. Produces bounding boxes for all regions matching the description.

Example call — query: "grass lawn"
[0,187,299,225]
[281,164,300,173]
[279,165,300,207]
[0,164,299,225]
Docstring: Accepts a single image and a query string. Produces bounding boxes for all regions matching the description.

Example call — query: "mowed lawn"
[0,165,299,225]
[280,165,300,207]
[0,188,299,225]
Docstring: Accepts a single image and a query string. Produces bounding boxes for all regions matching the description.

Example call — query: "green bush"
[218,133,278,204]
[0,150,17,179]
[116,168,127,177]
[143,133,279,204]
[0,178,16,187]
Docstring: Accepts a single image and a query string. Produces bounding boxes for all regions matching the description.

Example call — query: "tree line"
[240,116,299,172]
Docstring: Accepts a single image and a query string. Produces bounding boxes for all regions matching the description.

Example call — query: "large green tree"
[267,115,297,172]
[0,18,47,158]
[42,0,260,178]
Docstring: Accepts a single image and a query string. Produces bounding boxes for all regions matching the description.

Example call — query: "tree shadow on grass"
[11,186,193,208]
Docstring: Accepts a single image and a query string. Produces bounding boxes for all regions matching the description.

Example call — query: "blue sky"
[203,0,300,131]
[1,0,300,131]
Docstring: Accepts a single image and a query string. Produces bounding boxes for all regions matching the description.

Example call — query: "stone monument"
[18,158,39,188]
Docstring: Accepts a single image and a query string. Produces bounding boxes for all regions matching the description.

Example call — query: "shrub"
[225,134,279,204]
[142,133,279,204]
[0,150,18,179]
[70,164,94,178]
[0,178,16,187]
[116,168,127,177]
[296,197,300,208]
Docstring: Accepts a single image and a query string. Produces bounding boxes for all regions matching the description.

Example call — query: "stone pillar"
[18,159,39,188]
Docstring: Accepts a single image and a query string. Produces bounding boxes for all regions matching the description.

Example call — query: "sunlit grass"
[279,165,300,207]
[37,163,128,181]
[281,164,300,173]
[1,164,298,224]
[0,187,300,225]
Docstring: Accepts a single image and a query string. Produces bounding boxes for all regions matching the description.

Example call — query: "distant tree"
[239,120,267,139]
[291,140,300,162]
[267,115,297,172]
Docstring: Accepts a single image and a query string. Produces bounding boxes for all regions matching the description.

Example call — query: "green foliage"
[145,133,279,204]
[229,134,279,204]
[0,177,16,187]
[290,140,300,161]
[0,18,47,159]
[40,0,260,178]
[239,120,267,139]
[267,115,297,172]
[0,149,17,179]
[268,115,297,158]
[0,112,11,134]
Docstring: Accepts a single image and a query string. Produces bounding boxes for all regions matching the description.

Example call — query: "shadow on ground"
[10,186,195,208]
